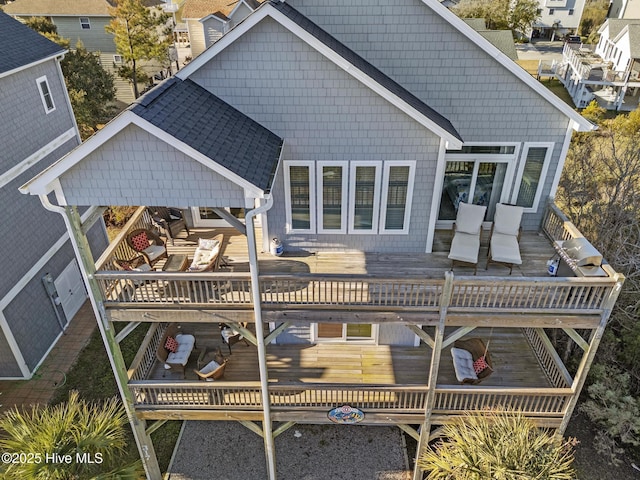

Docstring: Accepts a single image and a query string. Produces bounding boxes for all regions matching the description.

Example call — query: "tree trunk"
[132,59,139,98]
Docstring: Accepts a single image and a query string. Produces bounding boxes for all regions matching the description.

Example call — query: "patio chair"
[486,203,524,274]
[450,337,493,385]
[148,207,189,246]
[187,234,225,272]
[126,228,167,266]
[194,348,228,381]
[220,322,250,355]
[448,202,487,275]
[113,255,152,273]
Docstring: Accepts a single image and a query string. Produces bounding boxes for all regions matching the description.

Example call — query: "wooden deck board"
[145,325,552,388]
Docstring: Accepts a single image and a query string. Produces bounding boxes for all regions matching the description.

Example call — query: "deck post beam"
[59,204,162,479]
[413,271,453,480]
[272,421,296,438]
[264,322,291,345]
[532,328,573,386]
[115,321,141,343]
[145,419,167,436]
[245,197,277,480]
[239,420,265,437]
[225,321,258,346]
[212,208,247,235]
[397,423,420,442]
[442,326,476,349]
[561,327,589,352]
[406,325,434,348]
[558,273,625,436]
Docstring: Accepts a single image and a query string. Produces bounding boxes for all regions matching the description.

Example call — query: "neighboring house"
[0,12,108,379]
[22,1,624,479]
[534,0,587,39]
[555,18,640,109]
[608,0,640,19]
[181,0,261,57]
[463,18,519,60]
[4,0,134,104]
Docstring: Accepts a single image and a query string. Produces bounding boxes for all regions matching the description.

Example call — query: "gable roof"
[601,18,640,38]
[463,19,518,61]
[182,0,261,20]
[2,0,112,16]
[0,12,66,76]
[131,77,283,192]
[22,77,284,196]
[179,1,464,147]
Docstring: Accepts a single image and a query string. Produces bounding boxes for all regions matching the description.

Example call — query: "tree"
[579,0,609,41]
[25,17,116,139]
[453,0,540,34]
[0,391,143,479]
[418,409,577,479]
[106,0,171,98]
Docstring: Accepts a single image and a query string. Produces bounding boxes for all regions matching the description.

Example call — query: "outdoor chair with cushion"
[188,234,224,272]
[156,323,196,378]
[126,228,167,266]
[448,202,488,275]
[148,207,189,245]
[486,203,524,274]
[220,322,250,354]
[194,348,228,381]
[113,255,152,273]
[450,337,493,385]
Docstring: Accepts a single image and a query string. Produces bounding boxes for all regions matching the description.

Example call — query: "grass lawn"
[50,324,182,474]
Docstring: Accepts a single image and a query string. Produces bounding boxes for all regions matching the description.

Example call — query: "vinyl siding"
[378,324,417,346]
[52,16,115,53]
[189,17,442,252]
[59,124,248,207]
[287,0,573,229]
[275,323,312,344]
[0,329,21,377]
[202,17,224,50]
[188,19,207,57]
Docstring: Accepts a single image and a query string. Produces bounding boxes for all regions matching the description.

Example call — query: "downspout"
[244,193,277,480]
[36,195,162,479]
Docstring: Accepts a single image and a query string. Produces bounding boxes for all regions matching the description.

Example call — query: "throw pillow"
[198,238,219,250]
[473,355,490,375]
[165,336,178,353]
[130,232,149,251]
[117,259,133,271]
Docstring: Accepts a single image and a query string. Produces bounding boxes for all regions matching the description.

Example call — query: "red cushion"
[165,336,178,353]
[473,355,489,375]
[130,232,149,252]
[118,260,133,270]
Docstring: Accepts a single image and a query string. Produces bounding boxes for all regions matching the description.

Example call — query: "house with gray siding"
[0,12,108,379]
[3,0,136,103]
[22,1,624,479]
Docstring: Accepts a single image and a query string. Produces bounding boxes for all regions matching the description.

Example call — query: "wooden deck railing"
[128,381,571,418]
[522,328,572,388]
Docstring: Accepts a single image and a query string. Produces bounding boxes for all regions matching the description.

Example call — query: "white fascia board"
[228,0,255,19]
[612,25,631,44]
[0,51,67,79]
[199,13,227,24]
[177,4,463,147]
[421,0,596,132]
[21,110,265,197]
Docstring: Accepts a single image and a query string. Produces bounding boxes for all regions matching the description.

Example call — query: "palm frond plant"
[418,409,577,479]
[0,391,143,479]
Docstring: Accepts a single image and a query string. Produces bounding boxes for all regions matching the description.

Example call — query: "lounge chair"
[486,203,524,274]
[188,234,224,272]
[448,202,487,275]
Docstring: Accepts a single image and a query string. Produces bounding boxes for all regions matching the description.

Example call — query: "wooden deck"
[145,325,552,388]
[158,226,556,278]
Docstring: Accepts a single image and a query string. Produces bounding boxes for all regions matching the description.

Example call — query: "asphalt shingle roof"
[1,0,112,16]
[0,12,66,75]
[269,1,462,143]
[182,0,261,20]
[130,78,283,192]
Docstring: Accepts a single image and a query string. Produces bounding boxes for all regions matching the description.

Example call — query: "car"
[565,35,581,44]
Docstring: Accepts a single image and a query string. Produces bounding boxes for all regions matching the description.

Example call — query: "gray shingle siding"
[59,124,248,207]
[0,60,78,174]
[190,17,441,252]
[288,0,572,228]
[0,330,22,377]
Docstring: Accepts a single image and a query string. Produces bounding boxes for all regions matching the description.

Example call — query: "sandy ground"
[169,422,411,480]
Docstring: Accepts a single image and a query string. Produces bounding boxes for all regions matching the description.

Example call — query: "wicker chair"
[113,255,152,272]
[148,207,189,246]
[451,338,493,385]
[194,348,228,381]
[125,228,167,266]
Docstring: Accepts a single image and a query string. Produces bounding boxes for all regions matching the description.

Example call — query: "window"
[285,161,415,235]
[80,17,91,29]
[36,76,55,113]
[549,8,554,14]
[568,8,574,14]
[380,162,415,234]
[284,162,315,232]
[512,143,554,211]
[317,162,348,233]
[349,162,382,234]
[113,55,123,64]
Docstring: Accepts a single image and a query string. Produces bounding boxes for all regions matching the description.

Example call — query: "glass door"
[191,207,250,227]
[316,323,376,342]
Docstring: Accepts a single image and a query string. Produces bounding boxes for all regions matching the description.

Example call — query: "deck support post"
[412,271,453,480]
[57,204,162,479]
[557,273,624,436]
[246,197,277,480]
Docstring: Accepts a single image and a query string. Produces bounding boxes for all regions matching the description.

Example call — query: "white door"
[54,260,87,323]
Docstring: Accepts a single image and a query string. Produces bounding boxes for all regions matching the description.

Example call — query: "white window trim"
[80,17,91,29]
[284,161,316,233]
[311,323,379,344]
[348,161,382,234]
[511,142,554,213]
[36,75,55,114]
[317,161,349,234]
[113,54,123,64]
[379,161,416,235]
